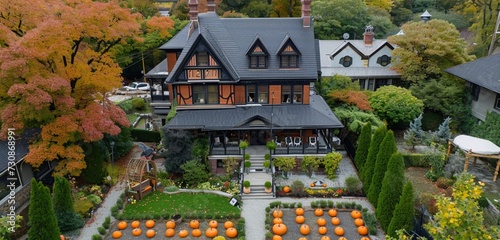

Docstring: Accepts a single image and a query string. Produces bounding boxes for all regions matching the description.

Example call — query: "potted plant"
[263,160,270,173]
[243,180,251,194]
[264,181,272,193]
[244,160,251,174]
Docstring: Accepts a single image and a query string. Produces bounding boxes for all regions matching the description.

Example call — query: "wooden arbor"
[127,157,158,200]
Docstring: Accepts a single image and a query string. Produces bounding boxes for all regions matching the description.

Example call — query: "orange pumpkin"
[166,220,176,229]
[283,186,291,193]
[354,218,364,226]
[191,228,202,237]
[272,235,283,240]
[273,218,283,224]
[318,226,327,235]
[205,227,218,238]
[132,228,142,236]
[328,209,337,217]
[131,220,140,229]
[178,229,188,238]
[351,210,362,219]
[272,224,288,235]
[295,208,305,216]
[334,226,344,236]
[224,221,234,229]
[331,217,341,225]
[358,225,369,235]
[273,209,283,218]
[208,220,218,228]
[299,237,308,240]
[320,237,331,240]
[145,220,155,228]
[189,220,200,229]
[60,235,65,240]
[226,227,238,238]
[165,228,175,237]
[146,229,156,238]
[317,217,327,226]
[322,183,327,187]
[112,231,122,239]
[361,237,370,240]
[338,237,347,240]
[117,221,127,230]
[299,224,310,235]
[310,182,315,187]
[314,208,324,216]
[295,215,305,224]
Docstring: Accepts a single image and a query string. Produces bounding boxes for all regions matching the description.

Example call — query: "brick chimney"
[301,0,311,28]
[363,25,374,46]
[207,0,215,12]
[188,0,198,24]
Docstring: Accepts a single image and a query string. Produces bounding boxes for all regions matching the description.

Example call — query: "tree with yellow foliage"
[424,173,500,239]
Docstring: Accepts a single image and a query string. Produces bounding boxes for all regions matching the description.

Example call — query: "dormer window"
[247,41,268,69]
[280,45,299,68]
[377,55,391,66]
[339,56,352,67]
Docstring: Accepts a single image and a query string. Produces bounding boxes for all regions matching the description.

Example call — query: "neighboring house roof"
[145,58,169,78]
[445,54,500,93]
[320,39,393,59]
[321,67,401,79]
[0,129,37,174]
[165,12,318,83]
[166,95,343,130]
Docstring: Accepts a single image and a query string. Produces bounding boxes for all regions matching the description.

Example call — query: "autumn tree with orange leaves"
[0,0,173,176]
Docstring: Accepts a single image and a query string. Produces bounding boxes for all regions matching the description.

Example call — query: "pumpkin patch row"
[112,219,238,238]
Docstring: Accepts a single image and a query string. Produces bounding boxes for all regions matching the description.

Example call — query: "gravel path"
[76,181,127,240]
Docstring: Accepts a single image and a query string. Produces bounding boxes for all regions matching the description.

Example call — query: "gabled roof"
[320,39,394,59]
[145,58,169,78]
[165,95,343,130]
[164,12,318,83]
[445,54,500,93]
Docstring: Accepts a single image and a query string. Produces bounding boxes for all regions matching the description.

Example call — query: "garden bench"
[132,179,153,200]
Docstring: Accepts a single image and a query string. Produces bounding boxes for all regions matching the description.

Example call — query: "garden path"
[76,180,127,240]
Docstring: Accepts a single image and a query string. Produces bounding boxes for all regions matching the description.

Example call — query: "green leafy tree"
[53,177,84,232]
[471,111,500,147]
[368,130,397,205]
[312,0,369,40]
[0,215,22,240]
[363,124,387,192]
[323,152,343,179]
[354,122,372,176]
[28,179,61,240]
[316,75,360,97]
[103,126,134,160]
[241,0,272,17]
[404,113,424,149]
[390,2,413,26]
[218,0,253,14]
[387,182,415,238]
[376,153,405,231]
[301,155,321,177]
[387,19,473,83]
[365,0,394,12]
[368,86,424,127]
[274,156,297,177]
[425,173,500,239]
[163,129,193,173]
[367,6,398,38]
[333,107,384,140]
[180,159,210,186]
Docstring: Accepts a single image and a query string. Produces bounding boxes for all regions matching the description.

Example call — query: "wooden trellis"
[127,157,158,200]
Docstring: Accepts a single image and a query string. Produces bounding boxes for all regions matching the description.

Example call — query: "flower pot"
[265,187,272,193]
[243,187,251,194]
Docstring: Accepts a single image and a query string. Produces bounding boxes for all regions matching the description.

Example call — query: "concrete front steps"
[241,184,275,199]
[241,171,275,200]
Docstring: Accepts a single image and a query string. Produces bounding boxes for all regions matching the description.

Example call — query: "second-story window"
[247,85,269,103]
[339,56,352,67]
[377,55,391,66]
[280,45,299,68]
[193,85,218,104]
[248,43,268,69]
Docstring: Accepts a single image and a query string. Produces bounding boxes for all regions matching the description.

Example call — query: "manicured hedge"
[130,128,161,142]
[401,153,431,167]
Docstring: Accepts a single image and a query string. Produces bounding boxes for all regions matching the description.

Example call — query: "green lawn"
[120,191,240,220]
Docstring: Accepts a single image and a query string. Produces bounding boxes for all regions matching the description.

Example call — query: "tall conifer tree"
[355,122,372,178]
[367,130,397,204]
[53,176,84,232]
[363,125,387,193]
[376,153,405,231]
[387,182,415,238]
[28,179,61,240]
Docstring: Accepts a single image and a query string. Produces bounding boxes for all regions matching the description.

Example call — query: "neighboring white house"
[446,53,500,121]
[318,26,401,91]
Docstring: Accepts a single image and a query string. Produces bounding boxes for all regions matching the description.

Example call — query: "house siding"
[472,87,500,121]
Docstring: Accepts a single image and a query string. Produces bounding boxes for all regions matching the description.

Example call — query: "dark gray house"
[446,53,500,121]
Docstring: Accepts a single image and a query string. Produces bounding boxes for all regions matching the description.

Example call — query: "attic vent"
[249,120,266,126]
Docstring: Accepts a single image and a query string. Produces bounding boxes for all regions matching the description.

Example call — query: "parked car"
[123,82,150,91]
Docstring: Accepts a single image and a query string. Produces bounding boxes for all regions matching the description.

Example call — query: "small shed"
[447,135,500,181]
[127,157,158,200]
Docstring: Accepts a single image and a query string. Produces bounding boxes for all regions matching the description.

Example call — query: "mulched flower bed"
[268,209,371,240]
[106,219,239,239]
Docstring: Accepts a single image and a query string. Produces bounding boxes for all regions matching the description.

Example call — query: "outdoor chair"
[214,137,221,147]
[285,137,293,147]
[309,137,317,147]
[275,136,282,147]
[294,137,302,147]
